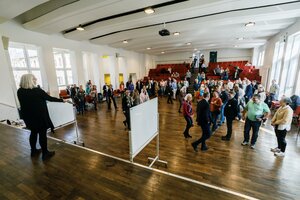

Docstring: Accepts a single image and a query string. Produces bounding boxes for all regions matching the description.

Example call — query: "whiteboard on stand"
[47,102,75,128]
[129,98,158,159]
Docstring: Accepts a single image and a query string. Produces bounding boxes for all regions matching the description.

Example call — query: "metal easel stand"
[147,133,168,168]
[73,107,84,147]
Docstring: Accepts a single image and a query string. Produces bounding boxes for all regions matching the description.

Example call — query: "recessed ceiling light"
[144,7,155,14]
[245,22,255,27]
[76,24,85,31]
[123,40,128,44]
[186,42,191,45]
[147,47,151,50]
[234,45,239,47]
[237,37,244,40]
[173,32,180,36]
[161,51,165,54]
[194,48,197,51]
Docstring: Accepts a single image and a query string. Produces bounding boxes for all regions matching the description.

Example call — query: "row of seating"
[207,61,261,82]
[148,63,190,81]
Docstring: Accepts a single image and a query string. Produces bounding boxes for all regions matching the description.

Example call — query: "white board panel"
[47,102,75,128]
[129,98,158,159]
[0,103,19,121]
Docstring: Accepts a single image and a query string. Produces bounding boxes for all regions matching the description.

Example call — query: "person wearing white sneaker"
[271,97,293,157]
[241,94,270,148]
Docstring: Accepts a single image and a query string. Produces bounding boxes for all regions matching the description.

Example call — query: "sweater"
[271,105,293,131]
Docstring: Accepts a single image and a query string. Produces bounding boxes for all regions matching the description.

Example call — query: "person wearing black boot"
[182,94,193,138]
[221,91,238,141]
[122,89,133,130]
[166,83,173,104]
[17,74,65,161]
[192,92,211,152]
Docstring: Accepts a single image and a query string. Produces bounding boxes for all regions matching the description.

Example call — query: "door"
[104,74,111,85]
[119,73,124,83]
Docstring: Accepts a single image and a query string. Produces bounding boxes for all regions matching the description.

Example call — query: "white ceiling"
[12,0,300,55]
[0,0,48,24]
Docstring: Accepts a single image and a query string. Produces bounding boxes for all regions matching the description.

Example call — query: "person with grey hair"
[271,97,293,157]
[182,94,193,138]
[241,94,270,149]
[17,74,65,160]
[269,79,279,101]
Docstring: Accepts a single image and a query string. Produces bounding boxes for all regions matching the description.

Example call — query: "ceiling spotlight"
[147,47,151,50]
[245,22,255,27]
[144,7,155,14]
[173,32,180,36]
[123,40,128,44]
[234,45,239,47]
[237,37,244,40]
[186,42,191,45]
[161,51,165,54]
[194,48,197,51]
[76,24,85,31]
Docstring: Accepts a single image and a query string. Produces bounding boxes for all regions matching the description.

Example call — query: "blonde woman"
[271,97,293,157]
[17,74,64,160]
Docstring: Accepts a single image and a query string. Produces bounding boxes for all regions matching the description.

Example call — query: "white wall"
[0,21,155,106]
[155,48,252,65]
[155,52,192,64]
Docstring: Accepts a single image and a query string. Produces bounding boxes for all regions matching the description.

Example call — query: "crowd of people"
[62,65,299,157]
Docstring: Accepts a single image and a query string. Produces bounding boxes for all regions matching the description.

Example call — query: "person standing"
[269,79,280,101]
[166,82,173,104]
[178,86,187,113]
[140,86,150,103]
[221,91,238,141]
[210,91,223,132]
[219,85,228,125]
[192,92,212,151]
[241,94,270,149]
[90,85,98,110]
[172,79,177,100]
[186,70,192,84]
[132,89,140,106]
[244,79,253,104]
[107,85,118,110]
[271,97,293,157]
[182,94,193,138]
[122,89,133,130]
[77,85,86,115]
[17,74,64,160]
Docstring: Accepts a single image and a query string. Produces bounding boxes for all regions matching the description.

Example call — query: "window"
[53,49,73,90]
[257,51,265,67]
[8,43,43,88]
[269,41,285,90]
[281,34,300,96]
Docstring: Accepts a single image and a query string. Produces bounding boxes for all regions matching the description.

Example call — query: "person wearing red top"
[210,91,223,132]
[182,94,193,138]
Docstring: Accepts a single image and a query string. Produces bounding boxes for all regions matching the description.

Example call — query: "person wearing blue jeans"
[219,87,228,125]
[241,94,270,149]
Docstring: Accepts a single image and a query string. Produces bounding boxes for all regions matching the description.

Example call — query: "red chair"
[59,90,70,99]
[293,106,300,124]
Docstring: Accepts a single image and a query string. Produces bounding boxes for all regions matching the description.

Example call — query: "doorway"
[104,74,111,85]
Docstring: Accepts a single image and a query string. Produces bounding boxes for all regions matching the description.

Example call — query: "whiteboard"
[0,103,19,121]
[129,98,158,159]
[47,102,75,128]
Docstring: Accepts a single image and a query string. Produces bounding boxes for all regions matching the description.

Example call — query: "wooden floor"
[0,124,240,200]
[1,97,300,199]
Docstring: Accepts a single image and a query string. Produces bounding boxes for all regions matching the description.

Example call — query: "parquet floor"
[1,97,300,199]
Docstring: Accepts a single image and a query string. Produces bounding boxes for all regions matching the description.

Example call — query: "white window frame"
[53,48,74,90]
[8,42,43,88]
